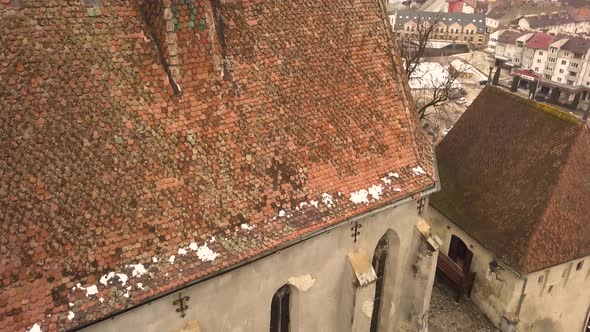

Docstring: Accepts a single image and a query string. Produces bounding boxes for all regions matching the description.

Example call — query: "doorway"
[448,235,473,273]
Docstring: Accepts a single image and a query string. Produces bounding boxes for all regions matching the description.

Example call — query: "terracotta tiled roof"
[0,1,436,331]
[524,32,555,50]
[568,7,590,22]
[431,86,590,275]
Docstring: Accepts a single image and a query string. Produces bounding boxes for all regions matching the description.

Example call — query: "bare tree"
[397,17,437,79]
[412,69,462,120]
[395,16,465,120]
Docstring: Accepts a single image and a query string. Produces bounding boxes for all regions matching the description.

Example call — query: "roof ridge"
[489,86,581,125]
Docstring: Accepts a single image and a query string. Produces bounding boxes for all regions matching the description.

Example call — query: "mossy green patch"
[488,86,580,125]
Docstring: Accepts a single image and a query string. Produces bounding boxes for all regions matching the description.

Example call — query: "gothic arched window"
[370,234,390,332]
[270,284,291,332]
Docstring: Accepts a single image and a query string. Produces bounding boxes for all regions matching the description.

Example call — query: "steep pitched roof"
[524,32,555,50]
[486,8,506,20]
[431,86,590,275]
[447,0,477,8]
[497,29,529,44]
[561,36,590,56]
[522,12,576,28]
[0,1,435,331]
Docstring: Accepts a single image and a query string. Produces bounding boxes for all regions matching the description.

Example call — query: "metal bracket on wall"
[417,198,426,215]
[173,292,190,318]
[351,221,362,243]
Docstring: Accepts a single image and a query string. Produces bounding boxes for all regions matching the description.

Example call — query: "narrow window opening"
[370,235,390,332]
[270,285,291,332]
[577,261,584,271]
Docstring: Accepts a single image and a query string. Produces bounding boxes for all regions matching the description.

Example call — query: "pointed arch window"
[370,235,390,332]
[270,284,291,332]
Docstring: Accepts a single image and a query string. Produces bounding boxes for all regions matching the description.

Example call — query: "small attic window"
[538,275,544,284]
[576,261,584,271]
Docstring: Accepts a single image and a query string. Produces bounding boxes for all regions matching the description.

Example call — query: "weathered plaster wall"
[428,207,590,332]
[517,256,590,332]
[82,199,437,332]
[427,207,523,328]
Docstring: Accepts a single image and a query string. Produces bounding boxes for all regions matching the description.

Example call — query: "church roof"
[431,86,590,275]
[0,1,435,331]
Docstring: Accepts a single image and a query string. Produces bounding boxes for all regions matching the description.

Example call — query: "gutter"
[72,182,438,331]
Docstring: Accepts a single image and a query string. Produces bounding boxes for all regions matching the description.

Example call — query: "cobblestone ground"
[428,282,499,332]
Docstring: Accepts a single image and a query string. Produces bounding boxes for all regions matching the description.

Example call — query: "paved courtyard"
[428,282,499,332]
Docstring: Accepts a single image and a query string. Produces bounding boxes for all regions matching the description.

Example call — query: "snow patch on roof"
[178,248,188,255]
[350,189,369,204]
[27,324,42,332]
[67,311,75,320]
[196,243,220,262]
[128,264,147,278]
[322,193,335,208]
[116,273,128,286]
[85,285,98,297]
[412,166,427,175]
[240,223,254,231]
[368,184,383,200]
[100,272,115,286]
[168,255,175,264]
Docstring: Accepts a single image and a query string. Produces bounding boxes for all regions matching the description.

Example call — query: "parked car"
[534,95,546,102]
[455,97,467,105]
[479,79,487,86]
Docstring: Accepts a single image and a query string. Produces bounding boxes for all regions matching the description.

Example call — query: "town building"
[516,12,590,34]
[0,1,441,332]
[428,86,590,332]
[445,0,476,14]
[521,32,555,74]
[484,4,564,34]
[485,29,504,53]
[494,29,532,66]
[391,10,487,49]
[485,9,503,33]
[496,32,590,110]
